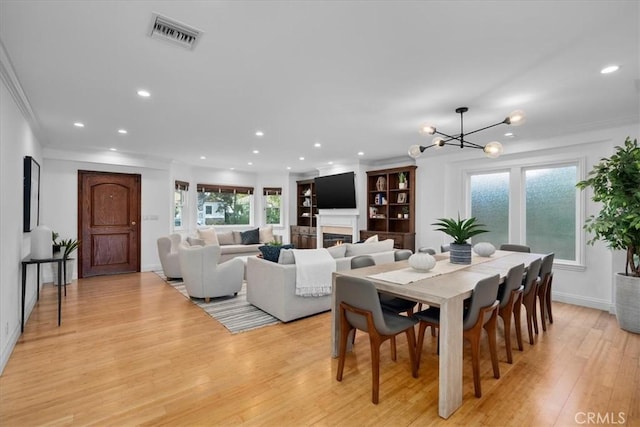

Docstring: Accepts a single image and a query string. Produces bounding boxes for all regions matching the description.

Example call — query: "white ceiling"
[1,1,638,173]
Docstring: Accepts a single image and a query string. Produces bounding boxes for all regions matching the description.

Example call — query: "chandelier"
[408,107,525,159]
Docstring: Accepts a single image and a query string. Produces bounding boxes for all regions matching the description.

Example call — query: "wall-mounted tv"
[314,172,357,209]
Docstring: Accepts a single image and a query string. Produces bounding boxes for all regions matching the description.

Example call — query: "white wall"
[414,125,639,312]
[0,77,43,373]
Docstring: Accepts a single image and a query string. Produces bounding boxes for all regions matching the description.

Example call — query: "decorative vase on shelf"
[376,176,386,191]
[399,182,407,190]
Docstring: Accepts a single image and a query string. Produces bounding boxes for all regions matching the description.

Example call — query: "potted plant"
[53,237,80,284]
[402,206,409,219]
[432,214,489,264]
[398,172,407,189]
[576,136,640,333]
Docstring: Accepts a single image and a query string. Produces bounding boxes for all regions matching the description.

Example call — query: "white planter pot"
[52,259,75,285]
[615,273,640,334]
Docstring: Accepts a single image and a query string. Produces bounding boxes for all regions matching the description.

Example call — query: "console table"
[21,254,70,332]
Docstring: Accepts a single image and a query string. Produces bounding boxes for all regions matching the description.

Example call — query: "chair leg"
[336,308,351,382]
[415,321,428,371]
[468,334,482,398]
[537,283,547,332]
[546,275,554,324]
[369,336,382,404]
[405,327,418,378]
[390,336,397,361]
[513,296,524,351]
[485,311,500,379]
[525,304,535,345]
[499,308,513,364]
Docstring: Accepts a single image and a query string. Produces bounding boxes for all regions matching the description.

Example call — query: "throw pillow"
[259,244,294,262]
[259,225,275,244]
[217,231,234,246]
[364,234,379,243]
[197,228,219,246]
[240,227,260,245]
[327,244,347,259]
[232,231,243,244]
[345,239,394,257]
[278,248,296,264]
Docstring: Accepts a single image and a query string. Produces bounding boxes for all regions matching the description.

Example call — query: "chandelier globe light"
[408,106,525,159]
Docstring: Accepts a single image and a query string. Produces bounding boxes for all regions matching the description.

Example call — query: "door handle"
[131,221,136,225]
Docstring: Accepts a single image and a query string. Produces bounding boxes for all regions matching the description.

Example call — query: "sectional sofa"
[246,239,396,322]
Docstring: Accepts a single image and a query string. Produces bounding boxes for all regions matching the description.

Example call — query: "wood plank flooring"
[1,272,638,426]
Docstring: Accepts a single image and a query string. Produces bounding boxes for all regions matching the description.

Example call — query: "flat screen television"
[314,172,357,209]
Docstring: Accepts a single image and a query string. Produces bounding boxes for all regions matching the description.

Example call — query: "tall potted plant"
[577,137,640,333]
[53,237,80,285]
[432,214,488,264]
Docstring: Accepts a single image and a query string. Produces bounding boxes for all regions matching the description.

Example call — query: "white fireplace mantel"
[316,209,359,249]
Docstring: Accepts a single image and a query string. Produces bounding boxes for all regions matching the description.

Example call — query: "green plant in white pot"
[432,215,488,264]
[577,136,640,334]
[53,238,80,285]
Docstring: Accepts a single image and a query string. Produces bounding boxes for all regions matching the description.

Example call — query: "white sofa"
[246,239,396,322]
[187,226,281,263]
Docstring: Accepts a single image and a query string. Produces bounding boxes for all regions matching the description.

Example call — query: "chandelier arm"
[463,120,508,137]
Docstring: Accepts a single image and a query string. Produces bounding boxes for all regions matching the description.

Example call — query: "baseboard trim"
[552,291,614,313]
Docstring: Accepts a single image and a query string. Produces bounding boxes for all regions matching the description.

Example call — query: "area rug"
[155,271,280,334]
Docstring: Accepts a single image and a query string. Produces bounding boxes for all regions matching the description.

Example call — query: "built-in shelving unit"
[361,165,417,251]
[291,179,318,249]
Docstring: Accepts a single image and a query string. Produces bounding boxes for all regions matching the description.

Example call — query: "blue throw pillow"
[240,228,260,245]
[259,244,294,262]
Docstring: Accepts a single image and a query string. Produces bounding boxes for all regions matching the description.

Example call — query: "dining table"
[330,249,544,419]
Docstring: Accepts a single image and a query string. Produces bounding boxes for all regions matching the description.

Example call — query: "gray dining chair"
[500,244,531,253]
[418,247,437,255]
[350,255,375,269]
[440,244,450,253]
[335,275,418,404]
[497,263,525,363]
[381,249,419,319]
[537,253,555,331]
[414,274,501,398]
[519,257,542,345]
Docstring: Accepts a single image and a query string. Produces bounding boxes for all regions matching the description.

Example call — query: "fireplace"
[316,209,359,249]
[322,232,353,248]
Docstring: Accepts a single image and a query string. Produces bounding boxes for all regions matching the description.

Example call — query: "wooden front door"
[78,171,141,277]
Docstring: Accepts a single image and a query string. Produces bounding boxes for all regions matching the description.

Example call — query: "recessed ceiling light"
[601,65,619,74]
[109,147,117,151]
[73,122,84,128]
[357,151,364,156]
[504,132,514,137]
[248,161,253,165]
[328,161,333,165]
[255,130,264,137]
[137,89,151,97]
[299,157,305,161]
[118,129,127,134]
[286,166,291,170]
[230,167,235,170]
[253,150,259,154]
[200,156,206,160]
[314,143,321,148]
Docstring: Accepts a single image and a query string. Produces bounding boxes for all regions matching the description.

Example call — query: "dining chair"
[415,274,501,398]
[497,263,525,363]
[335,276,418,404]
[418,247,437,255]
[518,257,542,345]
[537,253,555,331]
[499,244,531,253]
[351,255,375,269]
[440,244,450,253]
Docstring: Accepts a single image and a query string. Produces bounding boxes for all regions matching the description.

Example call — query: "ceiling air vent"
[148,13,202,51]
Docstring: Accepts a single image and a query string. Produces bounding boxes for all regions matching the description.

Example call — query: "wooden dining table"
[330,250,544,419]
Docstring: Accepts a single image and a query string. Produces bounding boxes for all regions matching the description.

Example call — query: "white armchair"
[157,234,182,279]
[178,243,244,302]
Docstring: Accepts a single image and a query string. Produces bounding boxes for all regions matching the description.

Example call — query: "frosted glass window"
[470,172,509,246]
[525,165,577,261]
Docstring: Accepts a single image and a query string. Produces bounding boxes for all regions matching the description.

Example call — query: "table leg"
[63,259,67,296]
[438,295,464,419]
[57,260,62,326]
[21,264,27,333]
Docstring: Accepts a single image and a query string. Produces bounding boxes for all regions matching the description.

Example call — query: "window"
[174,180,188,229]
[466,160,582,264]
[264,187,282,225]
[524,165,578,261]
[197,184,253,226]
[469,171,509,247]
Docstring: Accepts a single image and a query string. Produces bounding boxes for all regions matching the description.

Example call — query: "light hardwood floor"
[1,272,638,426]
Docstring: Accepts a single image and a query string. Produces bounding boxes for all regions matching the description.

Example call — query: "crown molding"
[0,39,45,143]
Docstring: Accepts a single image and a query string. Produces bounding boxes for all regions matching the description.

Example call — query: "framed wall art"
[23,156,40,232]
